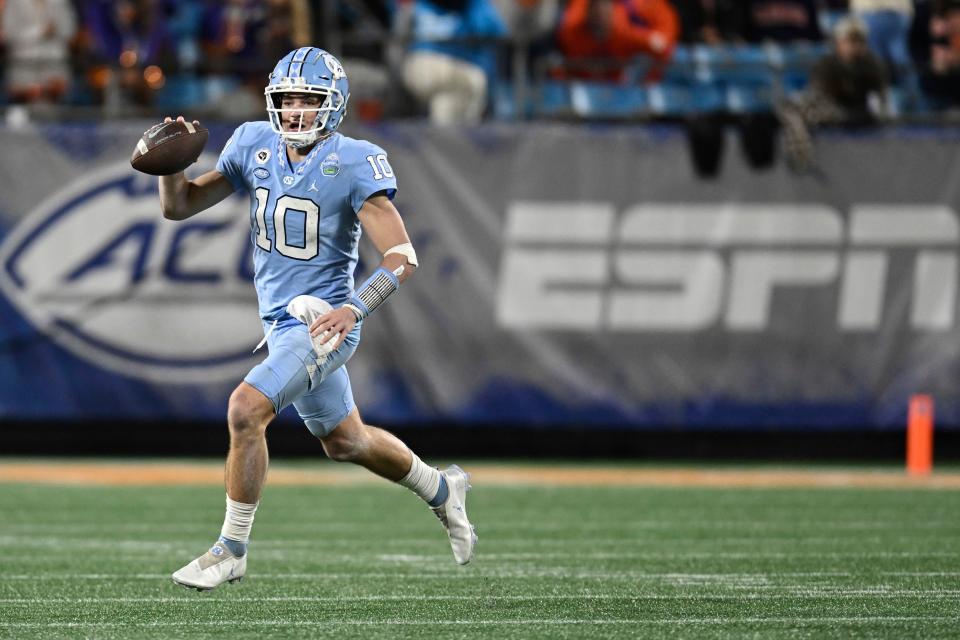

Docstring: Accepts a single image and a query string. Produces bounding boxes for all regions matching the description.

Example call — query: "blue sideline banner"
[0,122,958,430]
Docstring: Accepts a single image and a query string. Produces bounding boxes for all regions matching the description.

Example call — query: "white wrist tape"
[384,242,418,267]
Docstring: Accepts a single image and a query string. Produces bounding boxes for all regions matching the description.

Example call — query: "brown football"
[130,120,208,176]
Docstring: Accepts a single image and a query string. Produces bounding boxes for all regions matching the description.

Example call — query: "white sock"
[220,495,258,543]
[398,454,443,505]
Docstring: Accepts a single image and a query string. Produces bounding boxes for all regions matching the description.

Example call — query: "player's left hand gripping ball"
[130,118,208,175]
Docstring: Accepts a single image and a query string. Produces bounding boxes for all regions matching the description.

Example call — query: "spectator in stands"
[851,0,914,78]
[555,0,679,81]
[397,0,506,126]
[738,0,822,43]
[922,0,960,106]
[311,0,393,123]
[672,0,742,44]
[779,17,889,170]
[261,0,311,64]
[1,0,77,104]
[165,0,204,73]
[201,0,268,77]
[83,0,171,107]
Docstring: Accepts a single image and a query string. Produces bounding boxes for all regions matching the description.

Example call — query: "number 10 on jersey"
[252,187,319,261]
[366,154,394,180]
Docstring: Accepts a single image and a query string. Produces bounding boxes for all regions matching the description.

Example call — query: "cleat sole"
[172,575,244,592]
[172,578,212,592]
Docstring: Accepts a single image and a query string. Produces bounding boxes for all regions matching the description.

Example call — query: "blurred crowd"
[0,0,958,123]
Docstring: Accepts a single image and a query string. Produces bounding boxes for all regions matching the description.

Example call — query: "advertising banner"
[1,122,958,429]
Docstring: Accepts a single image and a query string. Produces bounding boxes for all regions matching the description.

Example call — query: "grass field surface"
[0,459,958,639]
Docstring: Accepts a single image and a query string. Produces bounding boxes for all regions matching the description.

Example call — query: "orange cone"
[906,395,934,476]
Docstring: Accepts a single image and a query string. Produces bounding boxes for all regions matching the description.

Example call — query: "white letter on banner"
[620,204,843,246]
[495,202,614,329]
[726,252,840,330]
[913,252,957,330]
[838,252,887,330]
[621,204,842,331]
[844,206,959,330]
[609,251,724,330]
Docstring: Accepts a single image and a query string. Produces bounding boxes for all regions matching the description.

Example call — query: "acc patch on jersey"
[253,167,270,180]
[321,153,340,177]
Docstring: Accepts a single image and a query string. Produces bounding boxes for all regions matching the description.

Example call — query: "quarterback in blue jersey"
[158,47,476,591]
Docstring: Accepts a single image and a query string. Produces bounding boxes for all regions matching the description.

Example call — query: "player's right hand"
[309,307,357,352]
[164,115,201,128]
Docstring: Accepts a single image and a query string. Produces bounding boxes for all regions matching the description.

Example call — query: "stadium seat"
[155,75,207,110]
[690,83,726,113]
[774,43,828,96]
[646,82,689,116]
[533,80,572,118]
[569,82,646,118]
[493,81,517,120]
[725,84,773,114]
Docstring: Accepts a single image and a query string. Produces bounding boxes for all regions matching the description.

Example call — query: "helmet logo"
[322,53,345,80]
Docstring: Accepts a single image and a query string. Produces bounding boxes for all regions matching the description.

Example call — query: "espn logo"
[496,202,959,331]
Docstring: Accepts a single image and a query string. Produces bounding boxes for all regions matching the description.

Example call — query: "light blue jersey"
[217,121,398,321]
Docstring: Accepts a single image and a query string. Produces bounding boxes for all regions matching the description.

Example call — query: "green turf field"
[1,463,959,639]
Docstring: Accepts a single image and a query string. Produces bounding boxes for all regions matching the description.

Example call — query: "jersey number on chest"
[252,187,319,261]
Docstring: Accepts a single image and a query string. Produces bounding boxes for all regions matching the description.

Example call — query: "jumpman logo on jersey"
[308,181,319,192]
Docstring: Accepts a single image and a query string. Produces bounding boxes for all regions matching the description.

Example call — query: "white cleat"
[171,540,247,591]
[431,464,477,565]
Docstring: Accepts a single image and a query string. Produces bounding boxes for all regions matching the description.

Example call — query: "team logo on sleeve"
[255,148,271,164]
[321,153,340,177]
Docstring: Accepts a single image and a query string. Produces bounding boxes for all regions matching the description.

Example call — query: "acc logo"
[0,159,264,383]
[253,167,270,180]
[255,148,270,164]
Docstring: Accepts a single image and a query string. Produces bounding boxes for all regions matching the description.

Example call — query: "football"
[130,120,208,176]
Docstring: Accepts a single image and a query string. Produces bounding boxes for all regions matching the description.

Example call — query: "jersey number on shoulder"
[365,154,394,180]
[252,187,319,261]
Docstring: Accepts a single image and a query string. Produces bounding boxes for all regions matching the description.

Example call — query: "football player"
[158,47,476,591]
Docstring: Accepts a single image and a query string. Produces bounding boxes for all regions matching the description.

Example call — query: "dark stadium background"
[0,0,958,464]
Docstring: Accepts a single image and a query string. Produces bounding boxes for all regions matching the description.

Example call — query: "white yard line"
[0,617,957,629]
[0,536,955,561]
[5,570,958,582]
[0,569,948,588]
[3,520,955,532]
[1,591,959,605]
[0,571,861,580]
